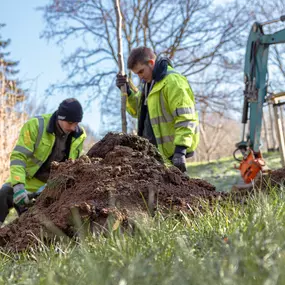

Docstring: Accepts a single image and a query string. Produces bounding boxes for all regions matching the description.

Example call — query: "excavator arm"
[234,16,285,184]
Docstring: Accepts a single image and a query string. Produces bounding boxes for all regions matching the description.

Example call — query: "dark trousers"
[0,184,15,223]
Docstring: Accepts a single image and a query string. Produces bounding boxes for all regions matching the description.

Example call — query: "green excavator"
[234,15,285,184]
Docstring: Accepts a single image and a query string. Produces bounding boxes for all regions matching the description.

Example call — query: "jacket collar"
[47,111,84,139]
[152,57,173,82]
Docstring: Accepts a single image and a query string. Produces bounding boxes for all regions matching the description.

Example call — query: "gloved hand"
[116,74,131,95]
[172,152,187,173]
[13,184,29,206]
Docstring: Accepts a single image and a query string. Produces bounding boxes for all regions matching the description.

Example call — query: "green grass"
[2,190,285,284]
[1,151,285,284]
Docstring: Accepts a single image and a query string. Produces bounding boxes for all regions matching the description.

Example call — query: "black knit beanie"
[57,98,83,122]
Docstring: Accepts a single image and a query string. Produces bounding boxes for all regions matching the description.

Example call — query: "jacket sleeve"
[10,118,38,186]
[164,75,199,148]
[80,127,87,156]
[77,127,87,158]
[125,90,141,118]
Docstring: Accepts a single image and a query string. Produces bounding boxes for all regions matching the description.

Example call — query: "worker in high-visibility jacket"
[116,46,199,172]
[0,98,86,225]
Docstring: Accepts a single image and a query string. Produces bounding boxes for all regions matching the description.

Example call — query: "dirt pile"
[0,133,224,251]
[256,167,285,190]
[265,168,285,187]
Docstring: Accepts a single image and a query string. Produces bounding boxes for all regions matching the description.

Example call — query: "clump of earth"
[0,133,224,251]
[256,167,285,190]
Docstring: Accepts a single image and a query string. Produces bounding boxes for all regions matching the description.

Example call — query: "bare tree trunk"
[273,104,285,166]
[0,61,27,185]
[281,105,285,138]
[269,104,278,150]
[262,114,269,152]
[114,0,127,133]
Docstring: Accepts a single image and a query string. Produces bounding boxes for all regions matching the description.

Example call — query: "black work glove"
[172,146,187,173]
[172,152,187,173]
[116,74,131,95]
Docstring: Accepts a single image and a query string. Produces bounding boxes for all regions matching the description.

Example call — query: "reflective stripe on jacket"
[7,113,86,187]
[126,67,199,160]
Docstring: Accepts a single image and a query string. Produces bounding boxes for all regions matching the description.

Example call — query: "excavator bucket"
[237,149,265,184]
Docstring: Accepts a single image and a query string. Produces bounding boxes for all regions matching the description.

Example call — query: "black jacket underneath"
[138,57,173,146]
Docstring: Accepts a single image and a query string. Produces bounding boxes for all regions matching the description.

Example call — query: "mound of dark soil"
[255,167,285,190]
[265,168,285,187]
[0,133,224,251]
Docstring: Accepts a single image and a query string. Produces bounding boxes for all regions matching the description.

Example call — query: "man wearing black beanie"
[57,98,84,134]
[0,98,86,225]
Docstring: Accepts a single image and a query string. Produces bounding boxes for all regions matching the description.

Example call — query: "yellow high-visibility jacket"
[126,67,199,161]
[6,113,86,191]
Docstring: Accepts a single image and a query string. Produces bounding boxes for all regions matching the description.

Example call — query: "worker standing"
[116,47,199,173]
[0,98,86,225]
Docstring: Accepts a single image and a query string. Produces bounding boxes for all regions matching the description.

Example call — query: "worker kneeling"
[0,98,86,225]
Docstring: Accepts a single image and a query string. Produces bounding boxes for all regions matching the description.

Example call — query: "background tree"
[0,24,25,106]
[39,0,251,120]
[39,0,285,161]
[252,0,285,93]
[0,24,27,184]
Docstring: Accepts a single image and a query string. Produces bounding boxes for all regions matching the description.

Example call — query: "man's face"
[131,59,155,83]
[58,120,79,134]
